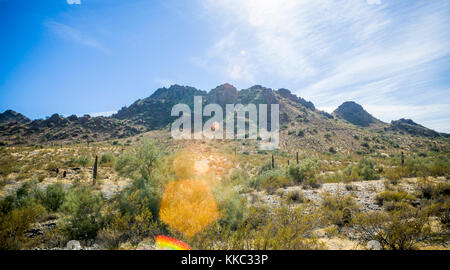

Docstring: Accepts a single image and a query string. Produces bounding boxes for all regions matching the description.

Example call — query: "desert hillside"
[0,85,449,250]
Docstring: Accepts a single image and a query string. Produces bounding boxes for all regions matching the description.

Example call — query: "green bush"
[100,153,115,166]
[320,192,359,226]
[115,140,161,181]
[66,156,91,167]
[61,187,104,240]
[258,160,273,174]
[99,192,162,248]
[42,183,66,212]
[251,169,292,194]
[354,210,444,250]
[0,205,46,250]
[286,190,305,203]
[375,191,417,206]
[344,159,379,181]
[287,159,317,184]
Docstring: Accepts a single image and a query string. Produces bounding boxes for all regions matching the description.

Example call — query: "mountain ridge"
[0,84,448,145]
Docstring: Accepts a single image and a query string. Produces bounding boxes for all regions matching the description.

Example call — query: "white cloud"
[367,0,381,5]
[67,0,81,5]
[153,77,174,88]
[45,21,107,52]
[85,111,116,117]
[198,0,450,132]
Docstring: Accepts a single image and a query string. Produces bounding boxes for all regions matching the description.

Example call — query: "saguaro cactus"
[296,152,299,164]
[93,155,98,185]
[271,154,275,169]
[401,152,404,167]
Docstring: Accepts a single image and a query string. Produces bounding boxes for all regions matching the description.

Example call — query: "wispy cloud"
[67,0,81,5]
[198,0,450,132]
[85,111,116,117]
[45,21,107,52]
[153,77,175,88]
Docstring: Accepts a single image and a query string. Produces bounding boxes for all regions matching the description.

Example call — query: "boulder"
[366,240,381,250]
[66,240,82,250]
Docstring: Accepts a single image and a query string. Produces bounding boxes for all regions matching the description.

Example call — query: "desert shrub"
[117,177,162,219]
[400,155,450,178]
[191,204,323,250]
[383,201,415,212]
[226,169,250,188]
[354,210,445,250]
[213,184,247,230]
[375,191,417,206]
[357,159,378,180]
[344,159,379,181]
[0,204,46,250]
[428,156,450,177]
[320,192,359,227]
[98,193,162,248]
[286,190,305,203]
[60,187,104,240]
[418,180,450,201]
[41,183,66,212]
[252,169,292,194]
[384,167,403,184]
[287,159,318,184]
[258,160,273,174]
[38,227,69,249]
[100,152,115,166]
[302,177,322,189]
[0,182,42,214]
[115,140,161,181]
[66,156,91,167]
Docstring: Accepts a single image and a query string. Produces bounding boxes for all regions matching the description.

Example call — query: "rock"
[366,240,381,250]
[66,240,82,250]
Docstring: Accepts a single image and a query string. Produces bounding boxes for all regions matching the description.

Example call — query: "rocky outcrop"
[333,101,382,127]
[0,110,30,124]
[388,118,442,138]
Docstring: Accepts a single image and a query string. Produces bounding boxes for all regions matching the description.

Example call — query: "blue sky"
[0,0,449,132]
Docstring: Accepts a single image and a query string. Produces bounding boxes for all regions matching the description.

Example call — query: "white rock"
[366,240,381,250]
[66,240,82,250]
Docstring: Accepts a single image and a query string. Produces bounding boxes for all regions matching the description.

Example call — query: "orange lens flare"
[159,179,218,237]
[194,159,210,175]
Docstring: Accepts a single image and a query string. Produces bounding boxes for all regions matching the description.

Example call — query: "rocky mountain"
[388,118,442,138]
[113,84,207,129]
[0,112,144,145]
[0,110,30,124]
[112,84,316,129]
[333,101,383,127]
[0,84,448,146]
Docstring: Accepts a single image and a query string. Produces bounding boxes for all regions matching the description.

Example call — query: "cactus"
[296,152,299,164]
[93,155,98,185]
[271,154,274,169]
[401,152,404,167]
[287,160,290,166]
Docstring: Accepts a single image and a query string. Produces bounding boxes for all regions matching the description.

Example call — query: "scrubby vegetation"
[0,133,449,250]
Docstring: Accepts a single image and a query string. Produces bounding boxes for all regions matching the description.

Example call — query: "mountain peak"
[333,101,380,127]
[207,84,238,106]
[0,110,30,124]
[389,118,441,137]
